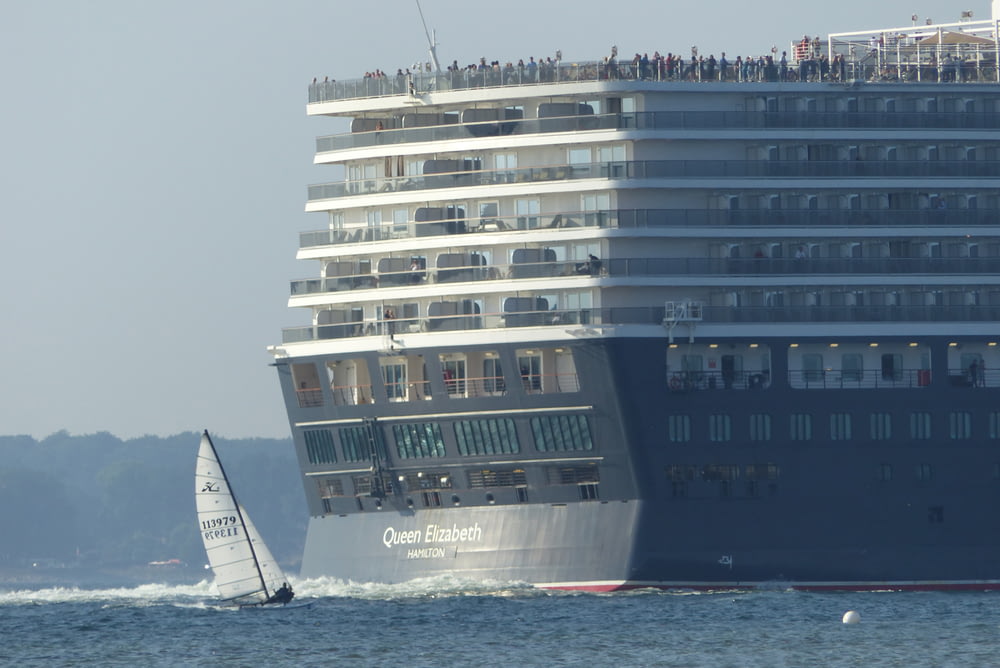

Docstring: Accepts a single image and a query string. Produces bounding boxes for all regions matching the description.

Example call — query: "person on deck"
[269,582,294,605]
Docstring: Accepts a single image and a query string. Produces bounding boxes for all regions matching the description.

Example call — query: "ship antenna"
[415,0,441,73]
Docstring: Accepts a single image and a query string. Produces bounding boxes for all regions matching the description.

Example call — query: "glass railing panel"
[308,56,1000,104]
[299,207,1000,249]
[282,303,1000,343]
[307,159,1000,203]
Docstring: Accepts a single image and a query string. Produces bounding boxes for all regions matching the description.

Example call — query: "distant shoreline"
[0,564,206,589]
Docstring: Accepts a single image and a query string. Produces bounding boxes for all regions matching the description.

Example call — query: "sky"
[0,0,984,440]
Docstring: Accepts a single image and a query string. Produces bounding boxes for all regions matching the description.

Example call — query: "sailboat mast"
[202,430,273,600]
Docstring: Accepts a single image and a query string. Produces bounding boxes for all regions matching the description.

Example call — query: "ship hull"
[294,336,1000,591]
[299,499,1000,591]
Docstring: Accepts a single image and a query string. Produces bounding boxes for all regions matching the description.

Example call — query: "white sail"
[195,431,287,605]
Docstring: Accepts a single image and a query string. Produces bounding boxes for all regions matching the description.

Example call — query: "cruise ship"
[269,6,1000,590]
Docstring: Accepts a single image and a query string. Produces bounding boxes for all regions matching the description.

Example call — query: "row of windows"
[667,412,986,443]
[875,463,936,482]
[666,463,781,482]
[302,414,592,464]
[319,464,599,512]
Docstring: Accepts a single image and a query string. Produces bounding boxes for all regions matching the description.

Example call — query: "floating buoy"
[842,610,861,624]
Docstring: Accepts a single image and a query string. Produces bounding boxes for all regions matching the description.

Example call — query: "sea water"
[1,576,997,667]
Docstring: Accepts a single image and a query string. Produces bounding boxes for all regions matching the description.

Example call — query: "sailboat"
[195,430,294,607]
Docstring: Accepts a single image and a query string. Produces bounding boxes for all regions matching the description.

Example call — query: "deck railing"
[317,110,1000,153]
[290,256,1000,298]
[299,207,1000,249]
[307,159,1000,203]
[282,304,1000,343]
[308,51,1000,105]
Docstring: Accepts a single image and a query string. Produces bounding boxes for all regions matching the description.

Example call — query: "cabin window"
[291,363,324,408]
[990,412,1000,439]
[482,356,505,394]
[749,414,771,441]
[515,198,540,229]
[493,152,517,170]
[790,413,812,441]
[841,354,863,383]
[708,414,731,442]
[802,354,824,383]
[440,356,467,397]
[916,463,933,482]
[597,144,625,162]
[870,413,892,440]
[518,352,542,393]
[949,412,972,440]
[877,464,893,482]
[910,412,932,440]
[830,413,852,440]
[882,353,903,380]
[668,415,690,443]
[392,208,408,236]
[381,359,407,401]
[568,147,591,164]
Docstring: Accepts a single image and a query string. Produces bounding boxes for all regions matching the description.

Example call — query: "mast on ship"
[415,0,441,73]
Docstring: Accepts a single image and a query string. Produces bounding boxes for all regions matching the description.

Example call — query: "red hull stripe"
[540,580,1000,593]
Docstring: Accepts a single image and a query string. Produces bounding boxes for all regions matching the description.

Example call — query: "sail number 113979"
[202,516,239,540]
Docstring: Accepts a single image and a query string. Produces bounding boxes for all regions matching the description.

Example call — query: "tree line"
[0,431,305,574]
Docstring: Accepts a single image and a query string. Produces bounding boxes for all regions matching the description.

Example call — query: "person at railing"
[409,259,423,284]
[833,53,846,81]
[704,55,717,81]
[384,309,395,338]
[970,360,984,387]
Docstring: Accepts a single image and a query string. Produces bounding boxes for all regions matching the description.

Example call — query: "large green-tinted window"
[454,418,519,455]
[303,429,337,464]
[339,426,370,462]
[530,415,593,452]
[393,423,446,458]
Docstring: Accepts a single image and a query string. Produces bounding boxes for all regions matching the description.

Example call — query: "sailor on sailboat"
[195,430,295,607]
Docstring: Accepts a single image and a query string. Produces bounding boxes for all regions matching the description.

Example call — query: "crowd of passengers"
[311,34,993,89]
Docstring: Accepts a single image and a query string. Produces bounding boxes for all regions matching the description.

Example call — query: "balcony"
[307,159,1000,203]
[281,303,1000,343]
[299,207,1000,249]
[289,255,1000,298]
[317,110,1000,153]
[307,55,1000,105]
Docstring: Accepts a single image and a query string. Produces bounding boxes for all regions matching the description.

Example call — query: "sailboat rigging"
[195,430,294,607]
